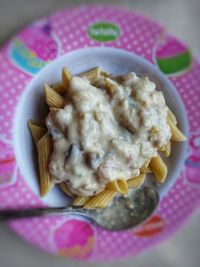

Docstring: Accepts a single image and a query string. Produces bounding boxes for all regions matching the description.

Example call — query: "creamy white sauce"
[46,72,171,196]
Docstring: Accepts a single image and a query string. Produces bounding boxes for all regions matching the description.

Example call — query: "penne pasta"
[167,117,186,142]
[127,173,146,188]
[44,84,66,108]
[51,82,66,95]
[62,67,72,89]
[167,108,177,125]
[140,165,146,173]
[100,70,110,77]
[28,120,46,144]
[84,189,117,209]
[50,107,61,113]
[160,141,171,157]
[80,67,100,83]
[106,179,128,195]
[146,166,152,173]
[37,134,54,196]
[149,154,167,183]
[73,196,91,206]
[105,77,118,94]
[59,182,73,197]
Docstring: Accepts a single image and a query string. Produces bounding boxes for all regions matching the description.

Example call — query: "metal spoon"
[0,186,159,231]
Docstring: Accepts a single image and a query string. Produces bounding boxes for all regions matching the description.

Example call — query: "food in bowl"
[28,67,186,208]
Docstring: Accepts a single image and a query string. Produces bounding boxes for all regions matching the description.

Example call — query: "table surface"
[0,0,200,267]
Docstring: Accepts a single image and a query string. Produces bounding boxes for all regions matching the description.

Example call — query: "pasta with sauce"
[28,67,186,209]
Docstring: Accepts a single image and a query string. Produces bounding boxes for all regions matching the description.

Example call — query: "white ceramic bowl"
[13,47,188,207]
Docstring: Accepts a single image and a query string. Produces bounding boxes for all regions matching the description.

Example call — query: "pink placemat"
[0,5,200,261]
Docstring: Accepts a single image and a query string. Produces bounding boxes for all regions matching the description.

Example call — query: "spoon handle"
[0,206,93,221]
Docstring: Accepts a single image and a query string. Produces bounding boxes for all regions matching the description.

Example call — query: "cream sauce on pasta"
[46,72,171,196]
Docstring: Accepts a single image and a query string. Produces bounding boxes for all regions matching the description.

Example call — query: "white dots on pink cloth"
[1,104,6,109]
[79,37,85,42]
[0,5,199,262]
[8,99,14,105]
